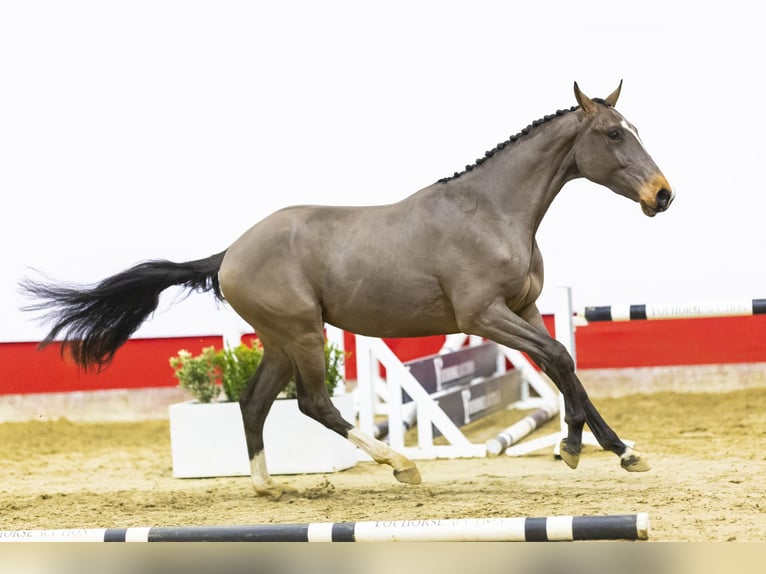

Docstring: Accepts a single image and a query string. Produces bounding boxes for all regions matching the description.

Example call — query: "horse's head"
[572,81,674,217]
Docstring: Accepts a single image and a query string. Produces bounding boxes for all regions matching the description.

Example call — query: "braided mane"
[437,98,611,184]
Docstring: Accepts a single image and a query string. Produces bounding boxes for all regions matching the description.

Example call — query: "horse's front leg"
[460,298,649,472]
[582,399,651,471]
[521,307,650,472]
[458,299,586,467]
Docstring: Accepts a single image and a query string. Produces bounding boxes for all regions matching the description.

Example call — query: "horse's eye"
[607,129,621,141]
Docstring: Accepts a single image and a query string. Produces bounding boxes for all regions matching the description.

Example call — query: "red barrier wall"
[567,315,766,369]
[2,315,765,395]
[0,336,222,395]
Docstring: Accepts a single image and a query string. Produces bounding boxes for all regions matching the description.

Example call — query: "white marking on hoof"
[348,428,422,484]
[250,452,299,499]
[347,428,391,462]
[620,447,651,472]
[250,452,272,488]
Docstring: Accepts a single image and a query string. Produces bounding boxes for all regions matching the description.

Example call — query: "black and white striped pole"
[581,298,766,323]
[0,513,649,542]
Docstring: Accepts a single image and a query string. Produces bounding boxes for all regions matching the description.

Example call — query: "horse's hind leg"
[290,332,422,486]
[239,346,297,499]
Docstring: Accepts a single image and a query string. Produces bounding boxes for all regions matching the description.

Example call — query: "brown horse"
[22,82,673,498]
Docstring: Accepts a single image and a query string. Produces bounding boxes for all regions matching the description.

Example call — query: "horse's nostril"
[656,188,671,210]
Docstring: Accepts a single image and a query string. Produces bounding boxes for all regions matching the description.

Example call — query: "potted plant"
[167,338,358,478]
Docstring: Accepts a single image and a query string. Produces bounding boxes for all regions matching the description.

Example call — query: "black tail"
[20,250,228,371]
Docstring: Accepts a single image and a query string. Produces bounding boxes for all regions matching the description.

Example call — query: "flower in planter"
[168,347,221,403]
[169,339,347,403]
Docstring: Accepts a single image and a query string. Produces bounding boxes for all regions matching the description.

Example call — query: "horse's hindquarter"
[219,203,453,337]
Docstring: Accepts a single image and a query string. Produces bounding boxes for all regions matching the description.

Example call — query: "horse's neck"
[455,114,581,233]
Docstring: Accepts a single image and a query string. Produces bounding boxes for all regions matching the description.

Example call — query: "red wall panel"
[573,315,766,369]
[3,315,765,395]
[0,336,222,395]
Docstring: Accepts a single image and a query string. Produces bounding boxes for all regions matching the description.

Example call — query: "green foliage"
[169,339,347,403]
[324,341,345,396]
[168,347,221,403]
[280,342,346,399]
[214,340,264,402]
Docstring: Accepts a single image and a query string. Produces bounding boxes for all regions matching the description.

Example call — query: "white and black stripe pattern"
[485,403,558,456]
[0,514,649,542]
[581,298,766,323]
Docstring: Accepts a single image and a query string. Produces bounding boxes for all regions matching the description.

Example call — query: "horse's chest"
[502,249,543,311]
[506,273,541,311]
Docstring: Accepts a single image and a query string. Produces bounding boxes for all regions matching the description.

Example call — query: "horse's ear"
[574,81,597,117]
[605,80,623,107]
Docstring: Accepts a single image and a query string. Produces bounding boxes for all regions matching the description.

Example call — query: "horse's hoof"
[254,483,300,501]
[393,465,422,485]
[559,439,580,469]
[621,448,651,472]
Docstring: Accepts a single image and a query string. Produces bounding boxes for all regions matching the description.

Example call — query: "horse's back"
[218,203,391,315]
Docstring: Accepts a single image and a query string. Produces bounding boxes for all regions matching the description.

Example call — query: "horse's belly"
[322,289,458,338]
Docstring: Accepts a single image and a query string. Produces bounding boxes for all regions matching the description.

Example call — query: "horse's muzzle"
[641,186,674,217]
[655,188,673,212]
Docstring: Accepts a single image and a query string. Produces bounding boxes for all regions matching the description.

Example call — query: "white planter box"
[169,395,358,478]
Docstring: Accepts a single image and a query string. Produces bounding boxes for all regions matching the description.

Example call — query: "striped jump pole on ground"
[580,298,766,322]
[0,513,649,542]
[485,401,559,457]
